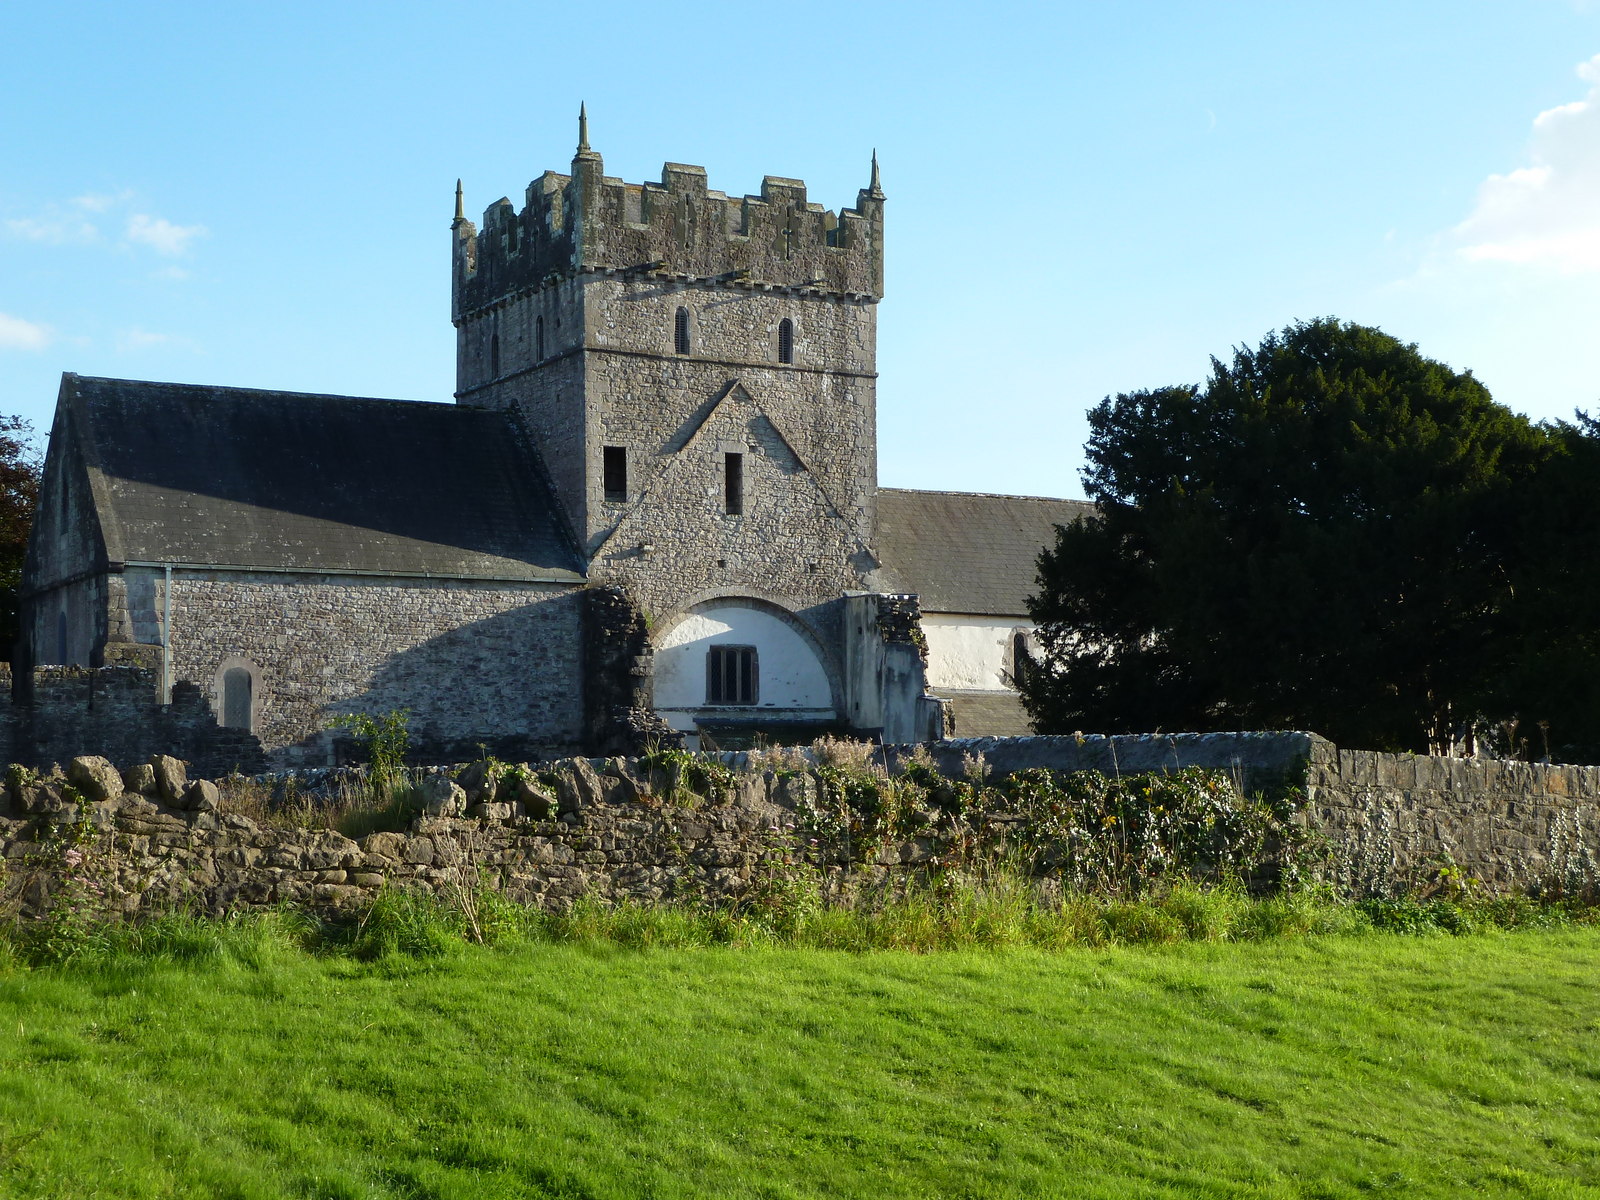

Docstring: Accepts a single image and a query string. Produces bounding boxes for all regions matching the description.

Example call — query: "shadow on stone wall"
[1,660,266,778]
[274,599,589,768]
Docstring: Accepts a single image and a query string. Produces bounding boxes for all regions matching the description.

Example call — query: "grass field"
[0,921,1596,1199]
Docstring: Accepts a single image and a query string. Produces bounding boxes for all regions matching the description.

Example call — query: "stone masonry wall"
[453,147,883,652]
[1302,743,1600,894]
[0,663,266,779]
[3,734,1598,925]
[159,573,586,766]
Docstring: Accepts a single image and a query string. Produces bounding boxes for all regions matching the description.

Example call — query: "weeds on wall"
[18,804,116,966]
[10,736,1600,969]
[329,709,412,800]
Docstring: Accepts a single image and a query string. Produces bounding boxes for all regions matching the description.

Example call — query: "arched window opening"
[1007,630,1033,689]
[490,331,500,377]
[221,667,253,731]
[674,306,690,355]
[536,315,545,362]
[778,318,794,364]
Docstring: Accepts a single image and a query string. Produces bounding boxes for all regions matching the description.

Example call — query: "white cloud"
[0,313,52,351]
[125,213,206,256]
[71,189,133,213]
[1453,53,1600,274]
[4,210,99,245]
[115,327,199,353]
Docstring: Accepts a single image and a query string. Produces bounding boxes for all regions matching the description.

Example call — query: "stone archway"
[652,597,837,747]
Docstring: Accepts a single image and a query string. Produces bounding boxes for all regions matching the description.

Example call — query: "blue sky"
[4,1,1599,499]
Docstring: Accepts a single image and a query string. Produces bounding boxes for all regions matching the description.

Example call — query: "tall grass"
[216,771,424,836]
[56,872,1564,968]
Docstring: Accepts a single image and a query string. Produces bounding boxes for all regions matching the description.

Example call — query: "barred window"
[674,306,690,355]
[778,318,794,364]
[706,645,757,706]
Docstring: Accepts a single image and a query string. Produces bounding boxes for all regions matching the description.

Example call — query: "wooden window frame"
[706,644,758,706]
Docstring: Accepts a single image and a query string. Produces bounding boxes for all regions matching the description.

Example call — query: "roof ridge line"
[878,486,1087,503]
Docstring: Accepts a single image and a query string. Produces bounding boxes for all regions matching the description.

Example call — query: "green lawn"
[0,930,1597,1199]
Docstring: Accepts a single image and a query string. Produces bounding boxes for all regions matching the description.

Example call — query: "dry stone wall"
[3,734,1599,924]
[1304,744,1600,894]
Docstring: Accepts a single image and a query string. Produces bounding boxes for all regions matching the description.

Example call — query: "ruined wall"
[0,663,265,778]
[843,594,940,743]
[157,573,586,766]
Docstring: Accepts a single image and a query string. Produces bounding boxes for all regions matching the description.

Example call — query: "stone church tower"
[449,108,887,623]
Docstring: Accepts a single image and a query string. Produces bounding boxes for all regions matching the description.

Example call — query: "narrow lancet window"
[724,452,744,515]
[603,446,628,502]
[536,315,545,362]
[778,318,794,364]
[222,667,253,731]
[674,306,690,355]
[490,332,500,377]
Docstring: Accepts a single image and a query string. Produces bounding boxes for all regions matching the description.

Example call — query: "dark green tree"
[1494,413,1600,760]
[0,416,40,658]
[1022,318,1553,753]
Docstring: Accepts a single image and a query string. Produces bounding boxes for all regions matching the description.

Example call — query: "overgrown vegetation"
[6,863,1594,972]
[8,735,1596,970]
[328,708,412,799]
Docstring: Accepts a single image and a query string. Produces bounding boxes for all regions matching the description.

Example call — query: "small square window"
[706,645,758,706]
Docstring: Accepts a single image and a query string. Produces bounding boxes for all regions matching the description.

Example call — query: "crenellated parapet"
[452,110,885,322]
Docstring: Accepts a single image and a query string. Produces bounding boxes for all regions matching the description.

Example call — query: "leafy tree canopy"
[1022,318,1592,754]
[0,416,40,656]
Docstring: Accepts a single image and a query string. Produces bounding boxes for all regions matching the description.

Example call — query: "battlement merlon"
[451,148,885,322]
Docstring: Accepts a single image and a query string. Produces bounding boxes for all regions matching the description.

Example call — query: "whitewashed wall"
[922,614,1033,691]
[653,601,835,736]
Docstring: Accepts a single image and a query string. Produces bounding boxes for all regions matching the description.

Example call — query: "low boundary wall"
[923,733,1600,893]
[1,733,1596,922]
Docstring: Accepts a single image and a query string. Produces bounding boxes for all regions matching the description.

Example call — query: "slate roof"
[61,375,584,581]
[874,488,1093,616]
[934,690,1035,738]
